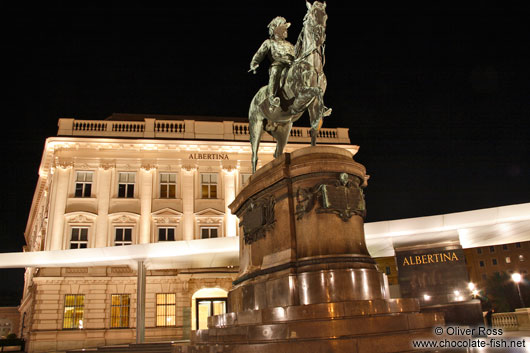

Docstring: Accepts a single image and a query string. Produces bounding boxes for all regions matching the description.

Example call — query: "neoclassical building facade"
[19,114,353,352]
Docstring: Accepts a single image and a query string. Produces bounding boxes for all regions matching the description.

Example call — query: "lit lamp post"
[468,282,479,299]
[511,273,525,308]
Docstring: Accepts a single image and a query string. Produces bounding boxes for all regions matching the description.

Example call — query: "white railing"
[492,308,530,331]
[59,118,351,144]
[492,312,519,330]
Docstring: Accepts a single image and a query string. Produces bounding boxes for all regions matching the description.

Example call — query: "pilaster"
[139,167,154,244]
[222,168,237,237]
[95,166,112,248]
[181,167,195,240]
[47,165,71,250]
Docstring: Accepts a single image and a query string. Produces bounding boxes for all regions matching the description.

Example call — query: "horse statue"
[248,1,330,173]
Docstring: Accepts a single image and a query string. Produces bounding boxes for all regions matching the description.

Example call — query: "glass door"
[195,298,227,330]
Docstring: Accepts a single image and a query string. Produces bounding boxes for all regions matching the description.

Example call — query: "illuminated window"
[201,173,218,199]
[75,171,93,197]
[160,173,177,198]
[118,172,135,198]
[240,173,251,187]
[63,294,84,329]
[115,228,132,246]
[158,228,175,242]
[519,255,525,262]
[70,228,88,249]
[156,293,176,327]
[506,257,511,264]
[110,294,130,328]
[200,227,218,239]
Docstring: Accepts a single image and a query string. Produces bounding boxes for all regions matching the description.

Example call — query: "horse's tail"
[248,86,269,173]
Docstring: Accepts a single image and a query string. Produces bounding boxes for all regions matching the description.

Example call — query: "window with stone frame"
[158,227,176,242]
[159,173,177,198]
[63,294,85,329]
[200,226,219,239]
[110,294,130,328]
[70,227,88,249]
[114,228,133,246]
[75,171,93,197]
[200,173,218,199]
[156,293,176,327]
[118,172,135,198]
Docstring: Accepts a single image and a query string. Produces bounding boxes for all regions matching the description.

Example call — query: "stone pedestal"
[176,146,443,353]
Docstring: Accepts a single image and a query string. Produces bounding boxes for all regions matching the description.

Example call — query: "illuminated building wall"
[19,114,353,352]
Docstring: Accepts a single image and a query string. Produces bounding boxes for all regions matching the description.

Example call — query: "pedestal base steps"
[174,299,444,353]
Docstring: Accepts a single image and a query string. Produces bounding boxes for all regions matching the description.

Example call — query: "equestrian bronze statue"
[248,1,331,173]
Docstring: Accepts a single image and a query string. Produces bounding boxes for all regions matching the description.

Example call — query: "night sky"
[2,3,529,300]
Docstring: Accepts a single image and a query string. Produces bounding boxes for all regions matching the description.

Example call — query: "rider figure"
[249,16,295,110]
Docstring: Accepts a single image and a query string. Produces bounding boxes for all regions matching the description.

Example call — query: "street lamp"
[511,273,525,308]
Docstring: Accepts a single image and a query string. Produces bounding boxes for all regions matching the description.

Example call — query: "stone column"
[139,167,154,244]
[181,168,195,240]
[136,260,146,343]
[95,166,112,248]
[223,169,237,237]
[47,165,71,250]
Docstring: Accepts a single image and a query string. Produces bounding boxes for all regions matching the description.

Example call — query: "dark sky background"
[1,3,529,302]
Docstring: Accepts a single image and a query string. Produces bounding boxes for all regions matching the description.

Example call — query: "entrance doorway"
[191,288,228,331]
[195,298,227,330]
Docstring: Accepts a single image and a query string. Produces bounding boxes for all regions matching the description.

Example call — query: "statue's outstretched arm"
[249,40,270,73]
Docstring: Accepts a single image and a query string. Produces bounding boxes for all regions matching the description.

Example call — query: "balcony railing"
[59,118,351,144]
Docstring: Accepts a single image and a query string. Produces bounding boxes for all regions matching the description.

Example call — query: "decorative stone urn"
[176,146,443,353]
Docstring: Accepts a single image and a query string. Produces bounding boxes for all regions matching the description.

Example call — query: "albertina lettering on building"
[402,252,459,266]
[188,153,229,160]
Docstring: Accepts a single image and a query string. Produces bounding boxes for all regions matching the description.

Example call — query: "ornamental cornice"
[153,217,181,224]
[69,214,93,224]
[112,215,138,224]
[141,163,157,171]
[55,158,74,169]
[99,161,116,170]
[182,164,197,172]
[195,217,223,225]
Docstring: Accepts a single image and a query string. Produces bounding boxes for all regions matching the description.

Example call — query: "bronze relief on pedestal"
[295,173,366,221]
[240,195,276,244]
